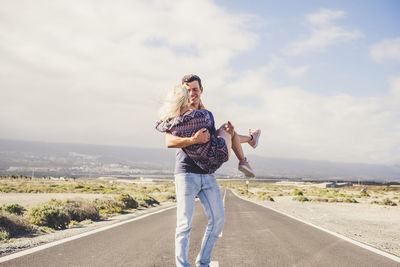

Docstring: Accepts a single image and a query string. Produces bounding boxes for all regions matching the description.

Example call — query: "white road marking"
[210,261,219,267]
[223,189,227,207]
[230,189,400,264]
[0,205,177,263]
[219,189,227,238]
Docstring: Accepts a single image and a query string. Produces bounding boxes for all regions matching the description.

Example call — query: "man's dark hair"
[182,74,202,89]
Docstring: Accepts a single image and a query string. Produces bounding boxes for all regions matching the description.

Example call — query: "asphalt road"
[1,189,399,267]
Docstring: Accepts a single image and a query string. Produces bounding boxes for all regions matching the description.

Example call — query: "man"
[168,74,261,175]
[165,74,260,267]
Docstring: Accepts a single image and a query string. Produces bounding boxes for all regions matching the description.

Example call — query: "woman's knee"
[217,124,228,134]
[217,127,231,138]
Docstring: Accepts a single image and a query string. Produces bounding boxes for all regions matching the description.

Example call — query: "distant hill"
[0,138,175,169]
[0,139,399,182]
[218,155,400,182]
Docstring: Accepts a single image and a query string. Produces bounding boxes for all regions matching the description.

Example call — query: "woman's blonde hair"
[159,84,190,121]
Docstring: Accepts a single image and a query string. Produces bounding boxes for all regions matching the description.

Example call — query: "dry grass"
[219,180,400,205]
[0,212,34,241]
[0,177,176,241]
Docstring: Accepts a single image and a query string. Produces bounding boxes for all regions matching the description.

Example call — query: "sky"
[0,0,399,165]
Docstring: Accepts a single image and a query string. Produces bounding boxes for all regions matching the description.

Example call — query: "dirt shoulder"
[0,193,111,207]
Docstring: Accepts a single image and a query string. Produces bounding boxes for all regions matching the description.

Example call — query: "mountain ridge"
[0,139,399,181]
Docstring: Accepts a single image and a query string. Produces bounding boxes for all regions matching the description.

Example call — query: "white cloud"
[370,37,400,63]
[286,65,310,78]
[285,8,362,56]
[210,69,400,165]
[0,0,256,146]
[388,76,400,105]
[0,2,398,165]
[306,8,345,25]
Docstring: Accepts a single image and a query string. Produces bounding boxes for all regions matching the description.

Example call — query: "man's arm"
[165,128,210,148]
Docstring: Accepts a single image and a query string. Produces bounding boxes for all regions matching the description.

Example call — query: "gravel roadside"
[238,193,400,257]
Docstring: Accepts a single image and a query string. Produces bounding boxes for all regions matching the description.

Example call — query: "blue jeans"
[174,173,225,267]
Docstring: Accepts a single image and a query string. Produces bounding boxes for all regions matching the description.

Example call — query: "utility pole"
[31,168,35,179]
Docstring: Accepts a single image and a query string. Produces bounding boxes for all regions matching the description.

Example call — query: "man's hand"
[191,128,210,144]
[165,129,210,148]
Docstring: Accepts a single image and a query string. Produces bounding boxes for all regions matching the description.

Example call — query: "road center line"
[210,261,219,267]
[223,189,227,207]
[219,189,227,238]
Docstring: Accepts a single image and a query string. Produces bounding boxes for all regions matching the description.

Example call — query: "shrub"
[0,228,10,241]
[0,212,34,240]
[155,192,176,203]
[117,194,138,209]
[94,199,124,214]
[382,186,390,192]
[148,187,161,193]
[254,191,274,201]
[312,198,329,202]
[292,196,309,202]
[343,198,358,203]
[1,204,26,215]
[292,189,303,196]
[360,191,370,197]
[256,191,267,200]
[61,200,100,221]
[131,192,159,208]
[28,204,70,229]
[237,189,246,195]
[381,198,397,206]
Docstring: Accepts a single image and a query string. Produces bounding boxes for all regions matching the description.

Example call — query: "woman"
[155,84,255,177]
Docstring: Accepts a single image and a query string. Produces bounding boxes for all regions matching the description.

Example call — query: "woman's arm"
[165,128,210,148]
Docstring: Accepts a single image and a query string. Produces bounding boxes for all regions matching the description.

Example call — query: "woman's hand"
[224,121,235,137]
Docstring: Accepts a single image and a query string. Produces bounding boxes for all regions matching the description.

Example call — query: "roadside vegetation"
[219,180,400,206]
[0,176,176,241]
[1,176,398,242]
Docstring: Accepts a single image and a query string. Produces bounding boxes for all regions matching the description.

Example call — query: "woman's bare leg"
[232,132,245,161]
[217,123,245,161]
[239,129,261,149]
[217,123,255,177]
[237,133,251,144]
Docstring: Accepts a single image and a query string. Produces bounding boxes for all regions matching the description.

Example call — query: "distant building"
[326,182,352,188]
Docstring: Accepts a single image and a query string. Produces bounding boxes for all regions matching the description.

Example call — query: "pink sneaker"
[248,129,261,149]
[238,158,255,178]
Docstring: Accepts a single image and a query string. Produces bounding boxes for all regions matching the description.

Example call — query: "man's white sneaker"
[248,129,261,149]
